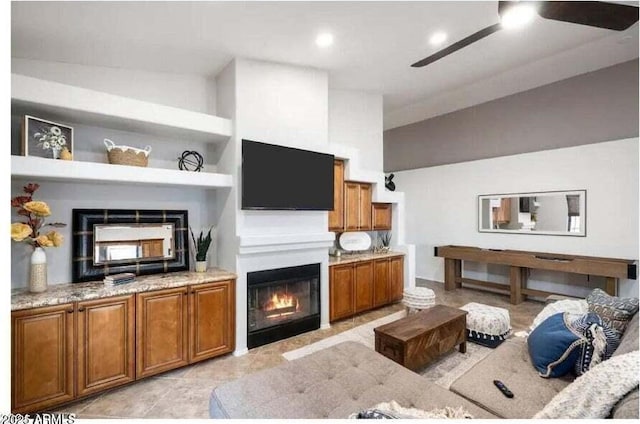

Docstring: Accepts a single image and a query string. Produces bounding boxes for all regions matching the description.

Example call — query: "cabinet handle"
[67,309,74,314]
[183,292,188,296]
[78,307,85,312]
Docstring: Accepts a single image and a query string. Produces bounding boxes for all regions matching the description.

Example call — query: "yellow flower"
[11,223,32,242]
[35,235,54,247]
[46,231,64,247]
[23,201,51,217]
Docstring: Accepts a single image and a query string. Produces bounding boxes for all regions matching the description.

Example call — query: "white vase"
[51,147,62,160]
[195,261,207,272]
[29,247,48,293]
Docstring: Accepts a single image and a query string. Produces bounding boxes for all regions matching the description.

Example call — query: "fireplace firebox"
[247,263,320,349]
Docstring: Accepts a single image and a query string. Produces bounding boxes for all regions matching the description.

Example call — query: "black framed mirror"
[72,209,189,282]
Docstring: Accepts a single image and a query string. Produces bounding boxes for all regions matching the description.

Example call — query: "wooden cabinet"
[492,198,511,225]
[328,160,345,231]
[12,278,236,413]
[344,182,372,231]
[189,280,235,363]
[373,259,391,307]
[140,239,164,258]
[330,264,355,321]
[354,261,374,313]
[136,287,189,378]
[390,257,404,302]
[372,203,392,231]
[77,295,135,397]
[329,256,404,322]
[12,304,75,413]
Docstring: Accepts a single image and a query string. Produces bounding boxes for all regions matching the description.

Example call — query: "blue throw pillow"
[573,312,621,376]
[527,312,587,378]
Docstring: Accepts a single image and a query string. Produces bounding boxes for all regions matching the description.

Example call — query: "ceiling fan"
[411,1,640,68]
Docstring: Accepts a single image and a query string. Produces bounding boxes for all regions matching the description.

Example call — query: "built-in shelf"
[12,156,233,189]
[11,74,232,144]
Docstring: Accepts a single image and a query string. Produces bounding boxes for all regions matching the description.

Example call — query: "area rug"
[282,310,494,389]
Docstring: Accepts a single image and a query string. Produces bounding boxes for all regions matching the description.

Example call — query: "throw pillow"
[527,312,587,378]
[349,401,474,419]
[530,299,589,332]
[573,312,621,376]
[586,289,639,336]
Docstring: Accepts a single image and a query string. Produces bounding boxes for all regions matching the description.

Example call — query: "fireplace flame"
[264,292,299,318]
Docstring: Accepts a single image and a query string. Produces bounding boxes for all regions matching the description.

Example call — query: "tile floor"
[51,280,544,418]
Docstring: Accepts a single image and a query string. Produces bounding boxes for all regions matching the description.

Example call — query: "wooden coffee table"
[374,305,467,371]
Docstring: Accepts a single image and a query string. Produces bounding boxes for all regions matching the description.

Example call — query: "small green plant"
[380,231,392,247]
[190,226,213,262]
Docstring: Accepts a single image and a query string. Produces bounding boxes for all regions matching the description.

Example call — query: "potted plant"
[378,231,392,253]
[190,226,213,272]
[11,183,66,292]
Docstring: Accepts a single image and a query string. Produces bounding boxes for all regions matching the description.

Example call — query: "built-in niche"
[72,209,189,282]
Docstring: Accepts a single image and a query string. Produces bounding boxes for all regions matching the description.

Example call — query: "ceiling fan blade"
[411,23,502,68]
[537,1,639,31]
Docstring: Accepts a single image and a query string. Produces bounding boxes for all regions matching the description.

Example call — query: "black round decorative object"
[385,173,396,191]
[178,150,204,172]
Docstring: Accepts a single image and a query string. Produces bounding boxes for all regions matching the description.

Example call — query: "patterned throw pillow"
[530,299,589,332]
[586,289,639,336]
[528,312,588,377]
[573,312,621,376]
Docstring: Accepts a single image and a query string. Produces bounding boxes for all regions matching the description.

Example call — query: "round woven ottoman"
[460,302,511,348]
[402,287,435,313]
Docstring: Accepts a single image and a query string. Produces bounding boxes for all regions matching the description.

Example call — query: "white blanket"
[534,350,639,419]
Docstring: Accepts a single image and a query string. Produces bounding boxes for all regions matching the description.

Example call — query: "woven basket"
[104,139,152,167]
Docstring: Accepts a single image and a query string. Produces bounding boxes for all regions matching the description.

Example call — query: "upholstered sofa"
[210,312,638,419]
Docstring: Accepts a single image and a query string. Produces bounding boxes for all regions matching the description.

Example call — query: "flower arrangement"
[34,126,67,157]
[190,226,213,262]
[11,183,66,248]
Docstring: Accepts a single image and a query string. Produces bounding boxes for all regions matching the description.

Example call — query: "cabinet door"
[136,287,188,378]
[330,265,355,322]
[372,203,392,230]
[344,182,360,231]
[189,280,235,363]
[328,160,345,231]
[358,184,372,230]
[390,257,405,302]
[373,259,390,307]
[354,261,374,313]
[77,295,135,397]
[12,304,75,413]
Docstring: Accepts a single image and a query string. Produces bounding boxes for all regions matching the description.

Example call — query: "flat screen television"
[242,139,334,210]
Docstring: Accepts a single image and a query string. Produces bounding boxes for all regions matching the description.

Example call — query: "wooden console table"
[435,245,637,304]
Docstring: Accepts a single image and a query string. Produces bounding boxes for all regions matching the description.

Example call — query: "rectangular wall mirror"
[478,190,586,236]
[73,209,189,282]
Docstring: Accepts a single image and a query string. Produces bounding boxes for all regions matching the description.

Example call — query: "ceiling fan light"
[429,31,448,46]
[500,3,536,29]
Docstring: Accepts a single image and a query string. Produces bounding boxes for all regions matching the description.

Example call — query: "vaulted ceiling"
[12,1,639,129]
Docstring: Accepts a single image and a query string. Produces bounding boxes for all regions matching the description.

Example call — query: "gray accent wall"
[384,60,639,172]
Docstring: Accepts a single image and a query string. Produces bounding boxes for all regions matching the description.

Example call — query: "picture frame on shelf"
[22,115,73,160]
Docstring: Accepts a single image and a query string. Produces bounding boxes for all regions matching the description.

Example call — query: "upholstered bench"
[209,341,496,419]
[460,302,511,348]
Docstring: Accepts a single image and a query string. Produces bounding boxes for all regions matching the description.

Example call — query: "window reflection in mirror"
[94,223,175,265]
[478,190,586,236]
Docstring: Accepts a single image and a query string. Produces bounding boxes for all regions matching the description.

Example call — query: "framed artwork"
[22,115,73,159]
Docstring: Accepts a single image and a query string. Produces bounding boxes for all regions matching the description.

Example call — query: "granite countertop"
[328,250,405,266]
[11,268,237,311]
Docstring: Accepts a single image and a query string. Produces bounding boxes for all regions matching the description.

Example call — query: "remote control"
[493,380,514,398]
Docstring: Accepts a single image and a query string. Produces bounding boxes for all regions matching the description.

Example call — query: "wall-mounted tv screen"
[242,139,334,210]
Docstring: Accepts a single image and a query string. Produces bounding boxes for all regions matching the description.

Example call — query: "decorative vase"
[29,247,48,293]
[51,147,62,160]
[195,260,207,272]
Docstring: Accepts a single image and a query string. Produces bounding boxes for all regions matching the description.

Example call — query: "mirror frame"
[72,209,189,282]
[477,190,587,237]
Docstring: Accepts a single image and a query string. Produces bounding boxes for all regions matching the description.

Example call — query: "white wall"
[329,89,383,172]
[12,58,215,114]
[11,180,211,288]
[394,138,639,298]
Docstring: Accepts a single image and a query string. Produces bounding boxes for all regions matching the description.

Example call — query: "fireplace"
[247,263,320,349]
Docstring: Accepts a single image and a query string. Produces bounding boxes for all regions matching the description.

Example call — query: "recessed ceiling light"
[500,3,536,30]
[429,31,448,46]
[315,33,334,48]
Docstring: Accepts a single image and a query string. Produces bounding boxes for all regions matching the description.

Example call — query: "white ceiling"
[11,1,639,129]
